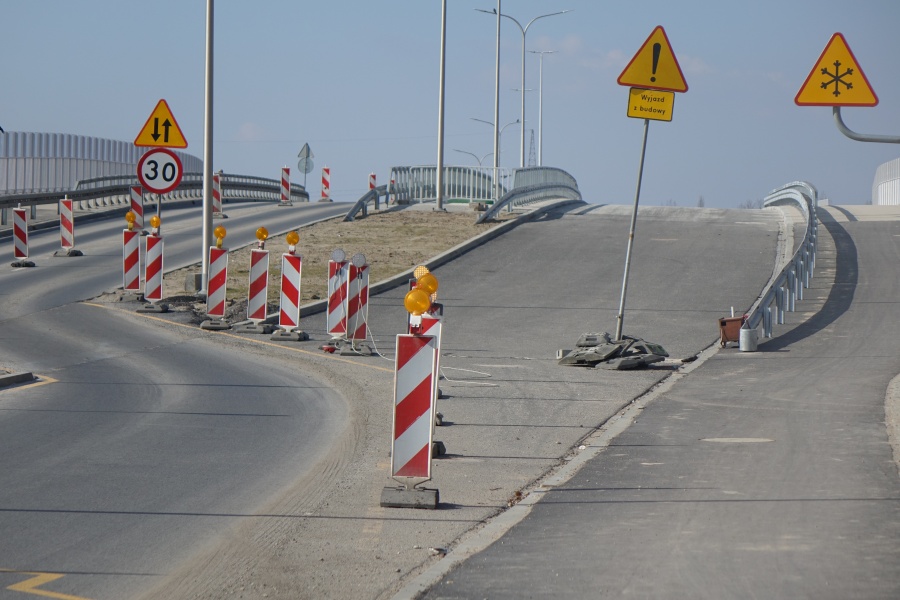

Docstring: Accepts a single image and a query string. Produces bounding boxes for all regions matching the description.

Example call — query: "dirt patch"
[132,207,510,320]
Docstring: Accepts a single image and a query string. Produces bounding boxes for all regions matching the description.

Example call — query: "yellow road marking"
[82,302,395,374]
[1,570,92,600]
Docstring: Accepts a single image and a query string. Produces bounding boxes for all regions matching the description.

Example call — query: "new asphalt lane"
[417,205,900,599]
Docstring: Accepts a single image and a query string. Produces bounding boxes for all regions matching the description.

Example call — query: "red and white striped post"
[123,229,141,291]
[279,254,302,329]
[206,247,228,318]
[59,197,74,250]
[11,207,34,267]
[130,186,144,230]
[271,231,309,341]
[321,166,331,201]
[381,332,439,508]
[212,173,223,215]
[346,255,369,345]
[368,172,376,191]
[280,167,292,206]
[247,249,269,322]
[139,233,168,312]
[326,250,348,338]
[12,208,28,260]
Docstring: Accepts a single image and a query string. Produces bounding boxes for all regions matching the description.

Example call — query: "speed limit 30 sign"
[138,147,183,194]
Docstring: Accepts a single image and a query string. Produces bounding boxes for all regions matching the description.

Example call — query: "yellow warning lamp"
[125,211,136,231]
[417,272,439,297]
[149,215,161,235]
[286,230,299,254]
[404,271,439,316]
[404,287,432,316]
[256,226,269,249]
[214,225,227,249]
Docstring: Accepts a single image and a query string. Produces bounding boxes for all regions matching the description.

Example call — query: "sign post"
[614,25,688,342]
[134,99,189,231]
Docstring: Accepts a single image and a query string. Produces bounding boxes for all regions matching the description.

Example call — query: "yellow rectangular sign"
[627,88,675,121]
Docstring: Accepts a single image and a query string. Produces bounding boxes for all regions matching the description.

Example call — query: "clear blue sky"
[3,0,899,207]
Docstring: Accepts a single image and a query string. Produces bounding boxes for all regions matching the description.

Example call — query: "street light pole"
[435,0,447,211]
[529,49,555,166]
[476,8,570,168]
[471,117,519,169]
[200,0,214,295]
[453,149,493,166]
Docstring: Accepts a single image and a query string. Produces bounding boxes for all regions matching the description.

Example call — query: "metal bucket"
[739,327,759,352]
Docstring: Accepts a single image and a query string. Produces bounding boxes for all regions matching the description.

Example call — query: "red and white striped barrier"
[321,166,331,201]
[326,257,348,336]
[247,249,269,322]
[144,234,164,303]
[59,198,74,249]
[206,246,229,318]
[279,253,302,330]
[369,172,376,191]
[212,174,222,214]
[130,186,144,230]
[390,334,438,480]
[280,167,292,206]
[13,208,28,259]
[346,261,369,343]
[123,229,141,291]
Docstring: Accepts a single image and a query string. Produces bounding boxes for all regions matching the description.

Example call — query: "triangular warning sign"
[618,26,688,93]
[134,99,188,148]
[795,33,878,107]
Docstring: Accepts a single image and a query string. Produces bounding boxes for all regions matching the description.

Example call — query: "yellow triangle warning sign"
[618,26,688,93]
[134,99,188,148]
[795,33,878,107]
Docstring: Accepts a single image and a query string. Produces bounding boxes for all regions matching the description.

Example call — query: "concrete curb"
[0,372,36,387]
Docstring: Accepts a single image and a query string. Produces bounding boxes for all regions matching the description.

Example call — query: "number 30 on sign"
[138,147,183,194]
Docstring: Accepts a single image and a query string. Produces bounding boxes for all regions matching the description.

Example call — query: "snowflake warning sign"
[795,33,878,107]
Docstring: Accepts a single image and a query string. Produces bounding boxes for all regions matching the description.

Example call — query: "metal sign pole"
[614,117,650,342]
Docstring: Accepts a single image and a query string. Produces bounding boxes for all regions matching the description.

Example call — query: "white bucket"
[739,327,759,352]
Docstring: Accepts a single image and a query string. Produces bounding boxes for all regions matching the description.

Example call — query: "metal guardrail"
[344,185,389,222]
[344,166,582,223]
[742,181,819,343]
[0,172,309,212]
[476,167,582,223]
[388,165,513,205]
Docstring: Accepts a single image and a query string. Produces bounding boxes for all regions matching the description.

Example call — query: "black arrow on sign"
[151,118,173,143]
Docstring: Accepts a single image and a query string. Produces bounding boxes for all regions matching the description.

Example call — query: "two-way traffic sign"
[134,99,188,148]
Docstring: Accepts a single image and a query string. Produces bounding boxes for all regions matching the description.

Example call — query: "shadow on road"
[757,208,857,353]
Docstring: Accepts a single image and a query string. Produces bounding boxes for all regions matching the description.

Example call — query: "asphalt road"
[0,199,818,599]
[0,201,350,600]
[419,205,900,599]
[0,201,347,318]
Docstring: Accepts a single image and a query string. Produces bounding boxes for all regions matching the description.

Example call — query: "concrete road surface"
[419,205,900,599]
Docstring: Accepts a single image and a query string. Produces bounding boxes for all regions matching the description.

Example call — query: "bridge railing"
[345,166,581,222]
[0,172,309,214]
[476,167,582,223]
[388,165,514,205]
[743,181,819,344]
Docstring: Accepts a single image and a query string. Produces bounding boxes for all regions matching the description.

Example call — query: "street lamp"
[528,49,555,166]
[476,7,570,168]
[471,117,519,168]
[453,149,493,166]
[471,117,519,201]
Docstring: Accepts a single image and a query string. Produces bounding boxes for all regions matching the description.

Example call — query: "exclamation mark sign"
[650,42,661,82]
